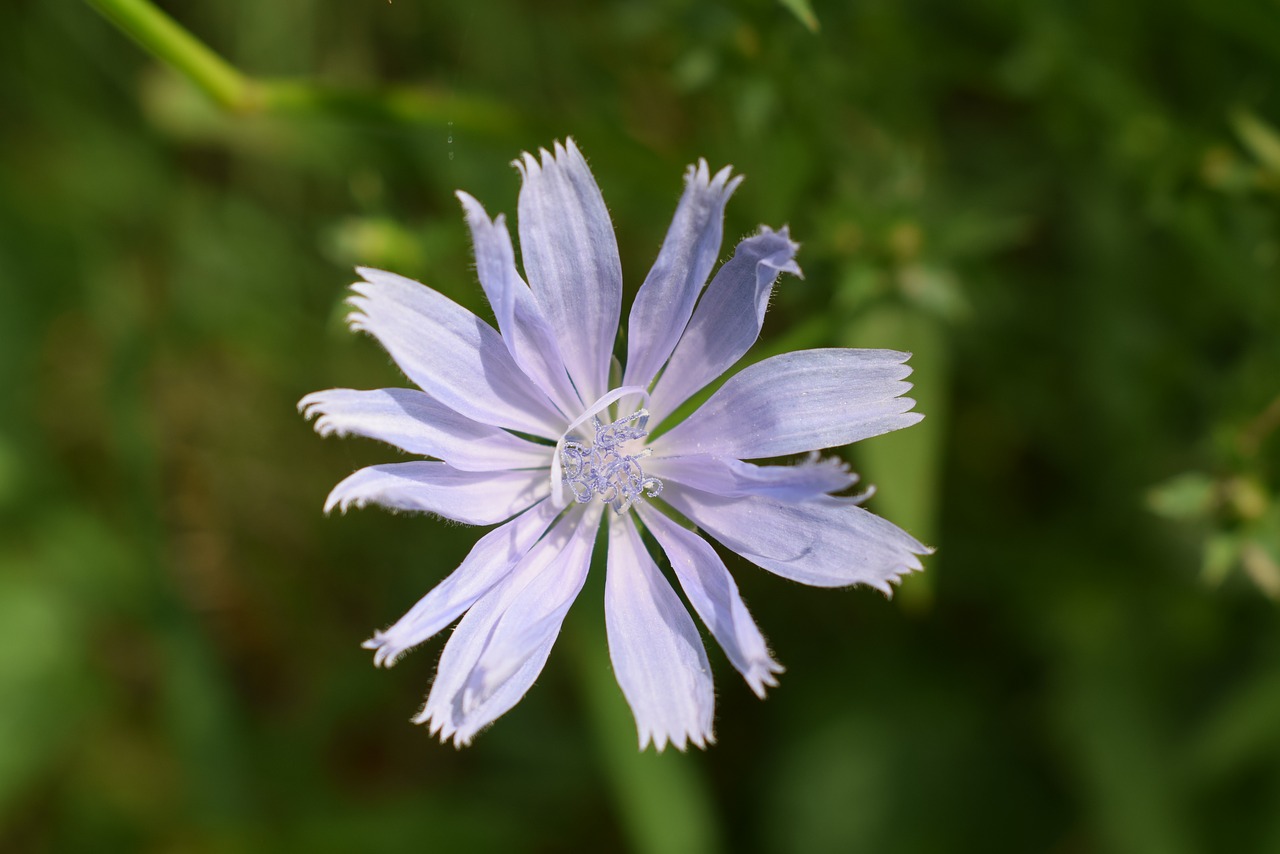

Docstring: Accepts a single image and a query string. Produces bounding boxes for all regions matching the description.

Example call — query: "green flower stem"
[86,0,518,132]
[260,80,517,135]
[570,556,722,854]
[86,0,256,112]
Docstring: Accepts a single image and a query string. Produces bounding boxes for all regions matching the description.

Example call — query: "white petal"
[647,227,801,425]
[623,160,741,390]
[348,268,565,438]
[324,461,547,525]
[648,454,859,502]
[456,192,583,416]
[418,505,601,746]
[636,505,783,698]
[661,483,931,594]
[299,387,553,472]
[362,498,561,667]
[605,513,714,751]
[515,139,622,405]
[652,348,922,460]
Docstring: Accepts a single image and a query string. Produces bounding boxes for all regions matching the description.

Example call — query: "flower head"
[300,139,930,750]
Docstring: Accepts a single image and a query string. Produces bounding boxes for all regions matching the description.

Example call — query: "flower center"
[559,410,663,514]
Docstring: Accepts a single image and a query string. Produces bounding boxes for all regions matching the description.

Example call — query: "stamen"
[559,410,663,514]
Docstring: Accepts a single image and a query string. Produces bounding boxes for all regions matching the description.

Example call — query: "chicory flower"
[301,139,930,750]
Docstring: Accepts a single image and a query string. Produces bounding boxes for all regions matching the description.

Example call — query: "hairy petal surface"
[299,387,552,472]
[648,454,858,503]
[324,461,547,525]
[419,506,601,746]
[456,192,582,416]
[606,513,714,751]
[419,574,559,747]
[349,268,564,438]
[623,160,741,390]
[637,505,782,698]
[362,499,562,667]
[654,348,922,460]
[662,483,930,594]
[647,227,801,425]
[515,139,621,405]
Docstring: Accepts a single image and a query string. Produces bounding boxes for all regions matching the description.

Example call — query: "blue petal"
[456,192,583,417]
[324,461,547,525]
[647,226,801,426]
[637,505,783,699]
[662,483,931,595]
[348,268,566,438]
[623,160,741,391]
[418,505,601,746]
[362,499,562,667]
[648,454,859,502]
[606,513,714,751]
[299,387,552,472]
[515,139,622,406]
[652,348,921,460]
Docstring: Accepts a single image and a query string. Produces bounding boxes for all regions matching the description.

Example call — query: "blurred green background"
[3,0,1280,851]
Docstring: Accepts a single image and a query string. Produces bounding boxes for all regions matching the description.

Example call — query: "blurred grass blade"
[1231,109,1280,175]
[778,0,820,32]
[841,302,949,611]
[570,559,721,854]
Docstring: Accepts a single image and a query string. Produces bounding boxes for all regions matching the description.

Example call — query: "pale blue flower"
[300,139,930,750]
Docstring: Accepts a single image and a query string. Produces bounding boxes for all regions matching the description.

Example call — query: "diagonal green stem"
[86,0,257,112]
[85,0,518,133]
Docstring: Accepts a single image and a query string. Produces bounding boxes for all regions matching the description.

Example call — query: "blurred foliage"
[2,0,1279,851]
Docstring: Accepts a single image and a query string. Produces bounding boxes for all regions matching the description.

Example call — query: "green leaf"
[1201,532,1241,586]
[1147,471,1217,520]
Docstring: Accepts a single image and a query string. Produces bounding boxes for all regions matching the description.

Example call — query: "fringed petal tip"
[296,391,348,439]
[685,158,744,201]
[454,189,484,221]
[744,659,786,700]
[362,631,410,669]
[411,707,463,748]
[758,225,804,279]
[297,392,336,431]
[869,548,934,599]
[343,292,373,335]
[323,478,362,515]
[413,707,486,750]
[455,191,515,241]
[511,137,579,178]
[641,725,716,753]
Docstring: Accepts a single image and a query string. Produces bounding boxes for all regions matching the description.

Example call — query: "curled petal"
[515,139,622,406]
[653,348,921,460]
[299,387,552,472]
[418,506,601,746]
[456,192,582,416]
[325,462,547,525]
[623,160,742,390]
[606,513,714,751]
[362,499,562,667]
[648,227,801,425]
[348,268,565,438]
[662,482,931,595]
[637,505,783,699]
